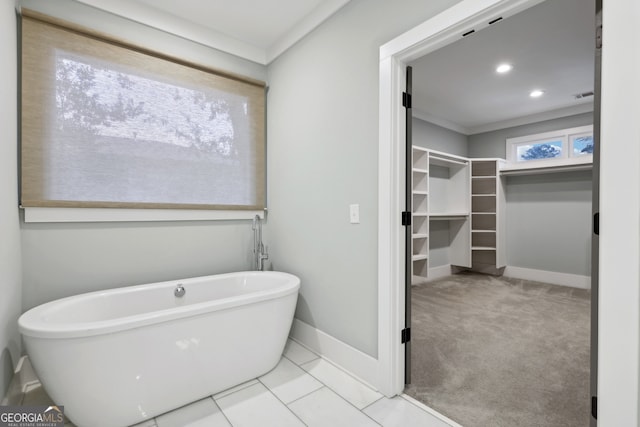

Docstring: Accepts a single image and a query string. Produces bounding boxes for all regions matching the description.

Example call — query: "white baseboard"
[504,266,591,289]
[289,318,379,389]
[428,264,451,281]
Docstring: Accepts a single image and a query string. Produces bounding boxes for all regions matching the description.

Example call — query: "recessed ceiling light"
[496,63,513,74]
[530,89,545,98]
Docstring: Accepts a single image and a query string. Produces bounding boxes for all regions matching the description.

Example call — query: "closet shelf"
[413,212,428,217]
[429,213,469,220]
[430,156,468,167]
[413,233,429,239]
[472,194,497,197]
[413,190,428,196]
[500,162,592,176]
[472,229,496,233]
[413,167,428,174]
[472,246,496,251]
[412,254,428,261]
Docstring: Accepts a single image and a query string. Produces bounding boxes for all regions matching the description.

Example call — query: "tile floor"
[17,339,456,427]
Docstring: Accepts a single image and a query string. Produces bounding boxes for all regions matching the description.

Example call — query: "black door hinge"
[593,212,599,235]
[591,395,597,419]
[401,328,411,344]
[402,92,412,108]
[402,211,412,227]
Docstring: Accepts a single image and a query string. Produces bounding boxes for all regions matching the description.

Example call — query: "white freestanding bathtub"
[19,271,300,427]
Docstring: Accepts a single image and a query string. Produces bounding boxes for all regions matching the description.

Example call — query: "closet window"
[570,133,594,157]
[515,138,564,162]
[20,10,266,219]
[505,125,593,170]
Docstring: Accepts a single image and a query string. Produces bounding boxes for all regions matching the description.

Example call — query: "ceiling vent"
[574,91,594,99]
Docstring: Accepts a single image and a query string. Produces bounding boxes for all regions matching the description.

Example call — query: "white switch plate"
[349,204,360,224]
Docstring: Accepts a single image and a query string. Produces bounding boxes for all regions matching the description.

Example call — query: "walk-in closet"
[403,0,595,426]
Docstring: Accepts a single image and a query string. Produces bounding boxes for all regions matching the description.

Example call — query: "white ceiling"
[409,0,595,135]
[73,0,352,64]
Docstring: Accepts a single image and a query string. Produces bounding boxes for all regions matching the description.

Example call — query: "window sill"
[22,207,265,223]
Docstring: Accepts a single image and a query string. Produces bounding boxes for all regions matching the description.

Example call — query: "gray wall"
[21,221,256,309]
[19,1,268,310]
[266,0,462,357]
[506,171,592,276]
[468,113,594,276]
[413,117,468,157]
[1,2,22,399]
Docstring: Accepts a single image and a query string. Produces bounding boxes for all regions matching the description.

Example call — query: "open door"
[590,1,601,424]
[403,65,413,385]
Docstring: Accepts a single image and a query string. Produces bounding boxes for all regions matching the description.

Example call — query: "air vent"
[574,91,594,99]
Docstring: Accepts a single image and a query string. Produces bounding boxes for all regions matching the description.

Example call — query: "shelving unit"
[470,159,506,273]
[410,148,472,284]
[428,150,471,272]
[411,146,430,284]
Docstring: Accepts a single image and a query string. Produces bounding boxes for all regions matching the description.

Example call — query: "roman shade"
[21,10,266,211]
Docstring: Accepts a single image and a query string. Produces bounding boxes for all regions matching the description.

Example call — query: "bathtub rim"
[19,271,300,340]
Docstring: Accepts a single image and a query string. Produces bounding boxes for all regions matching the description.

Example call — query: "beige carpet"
[404,272,591,427]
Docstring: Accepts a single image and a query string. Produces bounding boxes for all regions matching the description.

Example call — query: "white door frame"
[377,0,640,424]
[376,0,546,397]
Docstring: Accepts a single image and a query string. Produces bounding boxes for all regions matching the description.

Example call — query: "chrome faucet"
[252,215,269,271]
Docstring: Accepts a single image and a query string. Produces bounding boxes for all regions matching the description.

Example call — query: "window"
[516,139,563,161]
[20,11,266,219]
[570,133,594,157]
[505,125,593,170]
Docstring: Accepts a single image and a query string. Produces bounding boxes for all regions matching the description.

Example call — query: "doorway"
[376,0,600,425]
[404,2,595,424]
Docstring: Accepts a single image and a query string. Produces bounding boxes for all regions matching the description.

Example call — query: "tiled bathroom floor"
[17,339,457,427]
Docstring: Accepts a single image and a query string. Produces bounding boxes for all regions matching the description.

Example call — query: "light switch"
[349,204,360,224]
